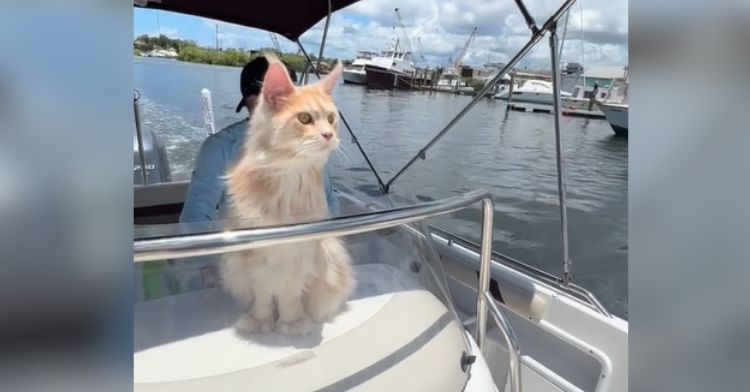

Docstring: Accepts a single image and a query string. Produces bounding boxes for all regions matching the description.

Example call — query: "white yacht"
[597,75,629,137]
[133,0,628,391]
[598,103,628,136]
[494,79,573,105]
[342,50,379,85]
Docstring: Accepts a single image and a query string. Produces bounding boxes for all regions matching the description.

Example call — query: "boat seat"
[134,264,470,391]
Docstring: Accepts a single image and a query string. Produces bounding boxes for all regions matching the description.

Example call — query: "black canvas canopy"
[135,0,360,41]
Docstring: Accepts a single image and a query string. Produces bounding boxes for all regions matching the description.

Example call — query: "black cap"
[235,57,299,113]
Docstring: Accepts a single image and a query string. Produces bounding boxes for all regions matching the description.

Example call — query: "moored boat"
[342,50,379,85]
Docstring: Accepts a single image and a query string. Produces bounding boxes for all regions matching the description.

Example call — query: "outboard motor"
[133,128,171,185]
[134,89,171,185]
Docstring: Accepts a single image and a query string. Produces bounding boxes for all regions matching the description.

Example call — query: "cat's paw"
[276,317,315,337]
[235,314,275,334]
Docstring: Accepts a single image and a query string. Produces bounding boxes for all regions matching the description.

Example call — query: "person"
[179,56,339,224]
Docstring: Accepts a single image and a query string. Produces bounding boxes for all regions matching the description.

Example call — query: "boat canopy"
[134,0,361,41]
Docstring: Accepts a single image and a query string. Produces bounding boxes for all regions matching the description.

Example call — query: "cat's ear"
[262,62,295,110]
[320,61,343,95]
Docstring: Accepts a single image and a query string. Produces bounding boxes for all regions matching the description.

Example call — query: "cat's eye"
[327,113,336,124]
[297,112,312,124]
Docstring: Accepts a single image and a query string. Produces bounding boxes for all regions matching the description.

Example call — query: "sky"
[133,0,628,70]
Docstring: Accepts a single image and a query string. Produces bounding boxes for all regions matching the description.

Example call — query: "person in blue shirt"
[179,56,339,224]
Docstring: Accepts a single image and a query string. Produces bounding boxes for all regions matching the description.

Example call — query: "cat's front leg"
[236,286,275,334]
[276,285,314,336]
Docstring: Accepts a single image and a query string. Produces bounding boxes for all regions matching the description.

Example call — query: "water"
[134,57,628,318]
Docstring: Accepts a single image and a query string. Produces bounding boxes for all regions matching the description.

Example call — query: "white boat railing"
[134,189,521,392]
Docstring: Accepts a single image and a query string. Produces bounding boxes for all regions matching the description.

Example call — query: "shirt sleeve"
[179,135,227,223]
[323,165,340,217]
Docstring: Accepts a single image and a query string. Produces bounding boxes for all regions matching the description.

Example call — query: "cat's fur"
[222,54,353,337]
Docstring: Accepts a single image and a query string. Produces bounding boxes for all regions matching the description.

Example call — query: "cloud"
[150,0,628,68]
[301,0,629,68]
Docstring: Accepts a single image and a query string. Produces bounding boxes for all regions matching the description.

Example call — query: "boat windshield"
[134,190,475,390]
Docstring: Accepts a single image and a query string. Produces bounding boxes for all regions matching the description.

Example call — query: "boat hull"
[561,97,605,118]
[364,65,429,90]
[342,69,367,85]
[598,103,629,137]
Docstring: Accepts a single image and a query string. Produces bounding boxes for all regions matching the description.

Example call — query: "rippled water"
[134,57,628,317]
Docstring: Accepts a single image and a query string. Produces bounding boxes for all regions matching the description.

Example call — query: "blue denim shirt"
[179,119,339,223]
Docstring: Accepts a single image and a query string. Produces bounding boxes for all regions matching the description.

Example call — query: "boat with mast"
[133,0,628,391]
[364,8,431,90]
[434,27,478,94]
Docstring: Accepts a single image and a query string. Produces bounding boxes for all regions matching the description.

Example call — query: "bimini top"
[134,0,360,41]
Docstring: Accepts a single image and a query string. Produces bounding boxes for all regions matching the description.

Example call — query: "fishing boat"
[133,0,628,391]
[342,50,379,85]
[364,48,430,90]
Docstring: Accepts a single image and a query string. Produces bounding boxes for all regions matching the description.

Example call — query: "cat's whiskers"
[333,143,351,166]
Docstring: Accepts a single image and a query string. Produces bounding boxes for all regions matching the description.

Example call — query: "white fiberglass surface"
[133,192,473,386]
[135,264,419,382]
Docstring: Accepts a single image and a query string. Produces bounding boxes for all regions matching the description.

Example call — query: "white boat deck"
[134,264,472,391]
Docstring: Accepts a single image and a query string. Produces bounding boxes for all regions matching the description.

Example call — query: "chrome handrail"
[135,190,485,262]
[429,226,611,318]
[133,189,521,392]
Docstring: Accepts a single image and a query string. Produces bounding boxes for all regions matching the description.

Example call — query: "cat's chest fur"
[227,167,328,226]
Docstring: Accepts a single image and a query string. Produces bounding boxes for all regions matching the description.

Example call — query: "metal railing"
[134,189,521,392]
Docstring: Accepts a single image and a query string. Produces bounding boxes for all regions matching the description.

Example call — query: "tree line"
[134,34,340,70]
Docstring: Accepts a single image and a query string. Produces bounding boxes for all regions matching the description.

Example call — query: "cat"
[221,54,353,337]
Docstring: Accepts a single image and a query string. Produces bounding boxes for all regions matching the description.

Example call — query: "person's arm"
[323,165,340,217]
[179,136,227,223]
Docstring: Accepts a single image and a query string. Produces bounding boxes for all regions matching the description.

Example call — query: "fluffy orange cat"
[222,55,353,337]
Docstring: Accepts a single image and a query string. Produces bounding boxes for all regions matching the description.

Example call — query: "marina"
[133,0,628,390]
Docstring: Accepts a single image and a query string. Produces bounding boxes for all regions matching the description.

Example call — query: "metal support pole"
[317,0,332,74]
[383,0,577,192]
[484,292,522,392]
[295,40,388,193]
[549,24,572,285]
[512,0,539,33]
[133,89,148,185]
[475,198,494,348]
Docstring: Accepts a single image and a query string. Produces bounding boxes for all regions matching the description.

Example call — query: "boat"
[494,79,572,105]
[342,50,379,85]
[433,27,478,94]
[364,48,430,90]
[598,103,628,137]
[560,84,610,118]
[433,69,474,94]
[133,0,628,391]
[597,73,629,137]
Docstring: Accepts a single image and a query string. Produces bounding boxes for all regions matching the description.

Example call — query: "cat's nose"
[321,132,333,141]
